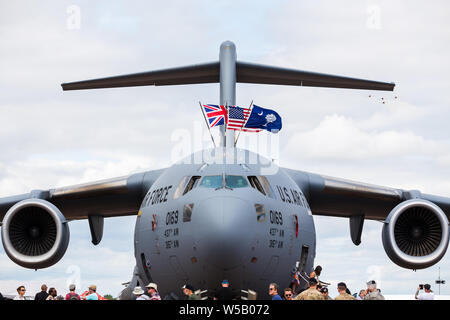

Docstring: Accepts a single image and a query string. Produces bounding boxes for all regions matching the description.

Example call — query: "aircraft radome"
[1,41,449,300]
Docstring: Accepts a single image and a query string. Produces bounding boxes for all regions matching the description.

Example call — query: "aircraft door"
[298,245,309,275]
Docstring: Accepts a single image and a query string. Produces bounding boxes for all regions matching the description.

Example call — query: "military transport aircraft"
[1,41,449,300]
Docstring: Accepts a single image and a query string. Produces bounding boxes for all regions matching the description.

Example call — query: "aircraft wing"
[284,168,450,221]
[0,169,165,222]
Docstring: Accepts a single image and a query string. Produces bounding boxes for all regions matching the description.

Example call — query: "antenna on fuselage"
[61,41,395,148]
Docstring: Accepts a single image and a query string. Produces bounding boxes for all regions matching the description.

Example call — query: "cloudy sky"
[1,0,450,298]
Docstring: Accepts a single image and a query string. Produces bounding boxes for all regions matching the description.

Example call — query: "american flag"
[202,104,227,128]
[227,106,262,132]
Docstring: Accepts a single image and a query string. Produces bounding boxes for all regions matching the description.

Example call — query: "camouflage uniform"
[334,292,356,300]
[293,288,325,300]
[363,290,385,300]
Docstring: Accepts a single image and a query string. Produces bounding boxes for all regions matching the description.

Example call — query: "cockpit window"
[183,176,201,195]
[225,175,248,188]
[248,176,266,195]
[258,176,276,199]
[173,176,189,199]
[199,175,223,189]
[175,175,272,196]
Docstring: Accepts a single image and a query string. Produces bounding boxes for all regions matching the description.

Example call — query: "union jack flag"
[202,104,228,128]
[227,106,262,132]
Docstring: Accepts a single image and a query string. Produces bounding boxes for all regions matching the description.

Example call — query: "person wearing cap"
[81,285,105,300]
[320,287,333,300]
[182,284,200,300]
[132,287,148,300]
[86,285,99,300]
[293,278,324,300]
[334,282,356,300]
[145,283,161,300]
[214,280,233,300]
[415,284,434,300]
[363,280,385,300]
[65,284,81,300]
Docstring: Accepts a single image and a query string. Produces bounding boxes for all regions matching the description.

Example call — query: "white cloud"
[286,113,446,160]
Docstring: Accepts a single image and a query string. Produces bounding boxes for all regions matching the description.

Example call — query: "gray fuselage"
[133,148,316,299]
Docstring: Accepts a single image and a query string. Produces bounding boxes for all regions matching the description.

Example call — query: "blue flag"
[244,105,282,133]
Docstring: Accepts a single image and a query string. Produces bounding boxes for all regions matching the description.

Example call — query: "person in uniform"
[283,288,295,300]
[334,282,356,300]
[320,287,333,300]
[363,280,385,300]
[182,284,200,300]
[293,278,324,300]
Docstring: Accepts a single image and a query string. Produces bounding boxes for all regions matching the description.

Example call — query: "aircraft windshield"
[225,175,248,188]
[199,175,249,189]
[199,176,223,188]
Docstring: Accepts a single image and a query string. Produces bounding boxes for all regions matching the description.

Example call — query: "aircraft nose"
[195,195,255,270]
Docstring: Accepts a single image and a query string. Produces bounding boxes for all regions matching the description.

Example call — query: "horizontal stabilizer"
[62,61,394,91]
[62,62,220,90]
[236,62,395,91]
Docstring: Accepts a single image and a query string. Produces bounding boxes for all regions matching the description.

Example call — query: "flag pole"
[199,102,217,148]
[234,100,253,147]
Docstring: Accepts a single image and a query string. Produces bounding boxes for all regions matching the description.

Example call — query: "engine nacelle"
[1,199,70,269]
[382,199,449,269]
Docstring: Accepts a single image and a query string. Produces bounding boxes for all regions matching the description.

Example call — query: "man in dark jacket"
[214,280,233,300]
[34,284,49,301]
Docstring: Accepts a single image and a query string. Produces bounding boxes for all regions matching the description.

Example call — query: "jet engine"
[1,199,70,269]
[382,199,449,269]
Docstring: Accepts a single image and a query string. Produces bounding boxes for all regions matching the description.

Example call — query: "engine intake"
[1,199,70,269]
[382,199,449,269]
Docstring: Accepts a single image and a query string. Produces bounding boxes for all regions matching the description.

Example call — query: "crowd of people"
[268,277,385,300]
[0,284,108,301]
[267,265,435,301]
[0,265,436,300]
[0,281,207,301]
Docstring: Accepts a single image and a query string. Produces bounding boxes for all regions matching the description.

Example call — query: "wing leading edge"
[283,168,450,221]
[0,169,165,222]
